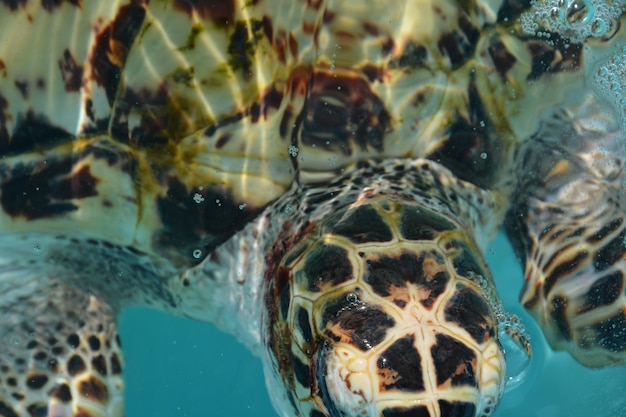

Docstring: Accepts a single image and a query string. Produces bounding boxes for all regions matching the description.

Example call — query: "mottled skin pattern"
[0,1,625,417]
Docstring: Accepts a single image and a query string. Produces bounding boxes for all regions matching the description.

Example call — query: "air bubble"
[193,193,205,204]
[565,0,595,27]
[239,203,247,210]
[591,18,608,35]
[32,243,42,254]
[498,314,532,392]
[346,292,358,303]
[550,7,565,20]
[523,0,625,42]
[192,249,203,259]
[480,152,488,160]
[288,145,299,157]
[11,337,20,346]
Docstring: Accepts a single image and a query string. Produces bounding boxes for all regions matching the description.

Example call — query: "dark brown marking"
[50,383,73,403]
[389,41,427,68]
[173,0,235,26]
[400,206,455,240]
[322,291,395,351]
[110,353,122,375]
[215,133,232,149]
[67,333,80,348]
[437,14,480,68]
[381,37,395,56]
[594,230,626,272]
[497,0,532,22]
[33,351,47,361]
[377,335,424,392]
[525,35,582,81]
[278,268,291,321]
[67,354,86,376]
[431,333,477,387]
[429,75,500,188]
[365,252,450,309]
[302,244,353,292]
[41,0,81,12]
[26,340,38,349]
[450,240,485,281]
[1,110,74,155]
[488,39,517,79]
[79,377,109,404]
[228,20,264,78]
[330,205,392,243]
[58,49,84,92]
[88,335,101,351]
[0,0,26,11]
[92,355,107,376]
[14,80,28,99]
[382,406,430,417]
[438,400,477,417]
[544,250,588,297]
[156,178,262,265]
[26,404,47,417]
[587,218,623,243]
[292,353,310,388]
[0,94,8,149]
[360,64,387,83]
[26,374,49,389]
[297,306,314,345]
[310,410,326,417]
[594,310,626,352]
[90,3,146,103]
[550,295,571,341]
[444,284,493,344]
[585,271,623,310]
[300,69,391,155]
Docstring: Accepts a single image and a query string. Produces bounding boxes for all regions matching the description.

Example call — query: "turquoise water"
[120,232,626,417]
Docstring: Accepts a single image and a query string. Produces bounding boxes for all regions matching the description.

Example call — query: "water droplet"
[192,249,203,259]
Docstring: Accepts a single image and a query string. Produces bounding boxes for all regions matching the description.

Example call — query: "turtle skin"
[0,1,625,417]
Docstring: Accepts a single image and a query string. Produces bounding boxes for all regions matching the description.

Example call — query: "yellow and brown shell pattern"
[1,1,626,417]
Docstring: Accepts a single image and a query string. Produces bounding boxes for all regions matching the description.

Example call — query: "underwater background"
[119,232,626,417]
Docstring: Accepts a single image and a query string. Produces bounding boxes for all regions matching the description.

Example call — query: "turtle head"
[263,194,509,417]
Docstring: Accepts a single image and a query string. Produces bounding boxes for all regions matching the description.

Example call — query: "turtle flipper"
[506,102,626,367]
[0,273,124,417]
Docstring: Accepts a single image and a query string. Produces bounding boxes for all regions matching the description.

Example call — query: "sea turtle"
[1,0,626,416]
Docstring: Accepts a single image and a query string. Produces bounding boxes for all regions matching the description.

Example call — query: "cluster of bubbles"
[471,270,532,390]
[594,46,626,131]
[521,0,625,43]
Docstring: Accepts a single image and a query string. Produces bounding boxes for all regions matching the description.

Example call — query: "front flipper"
[506,103,626,367]
[0,277,124,417]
